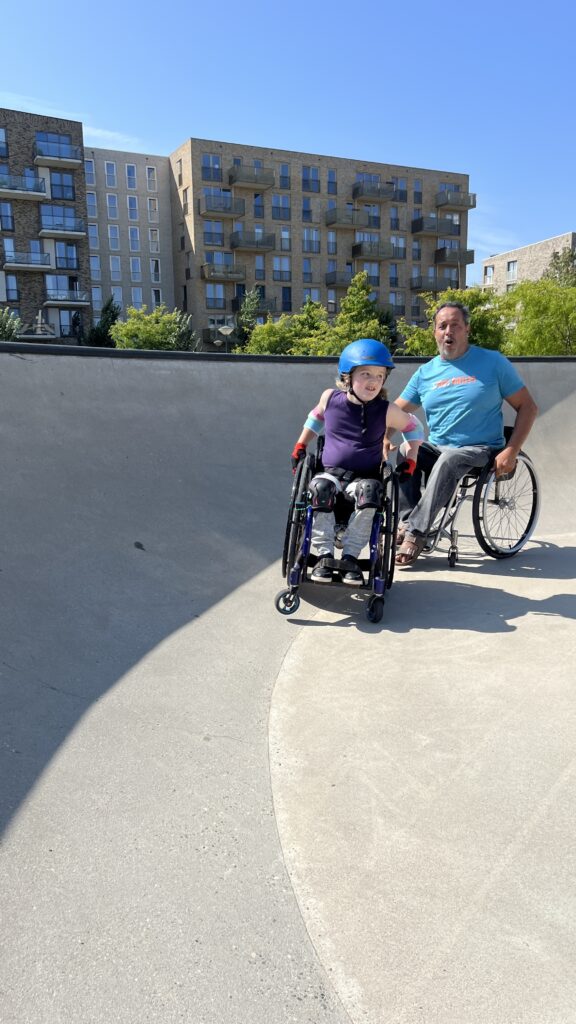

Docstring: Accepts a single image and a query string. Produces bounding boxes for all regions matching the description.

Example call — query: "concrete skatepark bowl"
[1,347,575,1024]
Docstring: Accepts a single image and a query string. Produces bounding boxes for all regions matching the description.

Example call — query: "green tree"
[0,307,22,340]
[110,304,198,351]
[396,286,507,355]
[331,272,389,349]
[235,286,263,344]
[542,246,576,287]
[500,279,576,356]
[85,296,121,348]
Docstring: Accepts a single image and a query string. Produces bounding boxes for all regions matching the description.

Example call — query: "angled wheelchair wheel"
[281,454,315,578]
[368,467,399,595]
[472,452,539,558]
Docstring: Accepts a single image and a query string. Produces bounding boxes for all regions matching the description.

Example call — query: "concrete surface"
[0,349,575,1024]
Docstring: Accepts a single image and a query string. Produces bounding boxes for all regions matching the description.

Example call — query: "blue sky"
[3,0,574,285]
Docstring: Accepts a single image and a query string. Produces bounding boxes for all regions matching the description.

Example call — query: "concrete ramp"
[1,349,575,1024]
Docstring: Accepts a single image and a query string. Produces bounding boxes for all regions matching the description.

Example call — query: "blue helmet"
[338,338,395,375]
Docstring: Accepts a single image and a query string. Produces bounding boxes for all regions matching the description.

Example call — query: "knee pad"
[354,478,384,510]
[309,475,339,512]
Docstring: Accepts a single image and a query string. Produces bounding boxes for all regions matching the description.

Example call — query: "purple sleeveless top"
[322,390,389,475]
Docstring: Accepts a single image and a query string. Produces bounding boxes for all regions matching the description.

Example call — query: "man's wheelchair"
[275,439,400,623]
[416,433,540,567]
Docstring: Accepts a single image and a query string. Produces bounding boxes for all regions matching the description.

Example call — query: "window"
[5,273,19,301]
[146,165,157,191]
[105,161,117,187]
[39,202,78,230]
[86,192,97,218]
[88,223,99,249]
[363,204,380,229]
[281,286,292,312]
[127,195,139,221]
[302,165,320,192]
[59,309,75,338]
[129,227,140,252]
[206,282,225,309]
[303,288,320,303]
[327,230,337,256]
[90,255,101,280]
[273,256,291,281]
[484,265,494,284]
[147,197,159,222]
[84,158,95,185]
[55,241,78,270]
[302,228,320,253]
[152,288,162,307]
[327,289,337,314]
[110,255,122,281]
[302,257,312,283]
[412,240,421,261]
[0,127,8,158]
[356,171,380,185]
[413,178,422,204]
[363,261,379,286]
[92,285,102,311]
[302,197,313,222]
[176,159,182,186]
[389,263,399,287]
[272,194,290,220]
[107,194,119,219]
[507,260,517,282]
[279,163,290,189]
[390,206,400,230]
[130,257,141,281]
[51,171,75,200]
[391,235,406,256]
[131,287,143,309]
[126,164,137,189]
[280,226,291,251]
[204,220,223,246]
[109,286,122,309]
[35,130,74,159]
[327,168,337,195]
[108,224,120,250]
[390,176,407,201]
[255,254,265,281]
[253,193,264,218]
[201,154,221,182]
[150,259,161,283]
[149,228,160,253]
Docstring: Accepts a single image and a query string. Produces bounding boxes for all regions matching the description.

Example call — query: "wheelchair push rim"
[472,452,540,558]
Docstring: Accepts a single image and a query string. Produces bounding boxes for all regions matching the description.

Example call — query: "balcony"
[39,215,86,238]
[3,251,51,271]
[55,256,80,271]
[325,271,353,288]
[351,181,399,202]
[386,303,405,317]
[435,190,476,210]
[33,141,82,169]
[434,247,474,265]
[231,296,277,314]
[0,173,46,199]
[411,216,461,236]
[325,207,380,229]
[227,165,275,189]
[44,288,90,306]
[201,263,246,282]
[198,195,246,218]
[410,275,456,292]
[352,241,406,260]
[230,230,275,251]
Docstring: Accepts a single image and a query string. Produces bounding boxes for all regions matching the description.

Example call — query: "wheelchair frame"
[275,441,399,623]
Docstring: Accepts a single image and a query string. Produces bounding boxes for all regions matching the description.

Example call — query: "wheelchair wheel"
[370,468,399,592]
[281,454,315,578]
[472,452,539,558]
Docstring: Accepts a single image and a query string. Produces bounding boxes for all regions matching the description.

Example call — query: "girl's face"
[350,366,386,401]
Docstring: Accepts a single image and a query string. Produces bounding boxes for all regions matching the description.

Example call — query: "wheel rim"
[474,454,539,557]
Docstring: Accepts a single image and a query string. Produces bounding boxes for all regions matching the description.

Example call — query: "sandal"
[395,532,426,568]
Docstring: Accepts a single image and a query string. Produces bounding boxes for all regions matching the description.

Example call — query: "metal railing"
[0,173,46,193]
[34,141,82,161]
[4,251,50,267]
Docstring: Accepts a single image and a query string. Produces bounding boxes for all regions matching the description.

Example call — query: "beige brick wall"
[482,233,576,294]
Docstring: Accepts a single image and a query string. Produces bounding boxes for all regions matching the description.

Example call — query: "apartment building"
[1,107,476,344]
[0,108,91,340]
[482,232,576,294]
[170,137,476,346]
[84,147,174,319]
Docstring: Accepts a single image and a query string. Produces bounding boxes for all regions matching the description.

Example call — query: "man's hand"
[291,442,307,472]
[494,446,517,477]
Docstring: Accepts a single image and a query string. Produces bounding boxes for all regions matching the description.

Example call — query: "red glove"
[396,458,417,481]
[291,442,307,472]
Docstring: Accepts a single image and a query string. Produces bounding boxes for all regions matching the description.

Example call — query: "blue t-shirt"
[400,346,524,448]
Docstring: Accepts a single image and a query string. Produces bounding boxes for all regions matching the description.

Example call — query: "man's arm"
[383,397,419,459]
[495,386,538,476]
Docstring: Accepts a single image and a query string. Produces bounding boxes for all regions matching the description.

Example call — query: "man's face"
[434,307,470,360]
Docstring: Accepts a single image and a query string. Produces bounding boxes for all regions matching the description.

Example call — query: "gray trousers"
[311,480,375,559]
[399,443,493,538]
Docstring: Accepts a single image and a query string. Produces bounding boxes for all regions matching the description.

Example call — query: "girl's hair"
[336,368,388,400]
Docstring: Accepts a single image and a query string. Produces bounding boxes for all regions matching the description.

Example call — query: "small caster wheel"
[448,548,458,567]
[366,596,384,623]
[274,589,301,616]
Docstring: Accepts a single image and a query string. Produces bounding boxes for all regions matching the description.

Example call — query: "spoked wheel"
[281,455,314,578]
[473,453,540,558]
[372,470,399,590]
[275,589,301,616]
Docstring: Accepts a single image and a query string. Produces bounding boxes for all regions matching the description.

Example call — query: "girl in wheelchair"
[290,339,424,586]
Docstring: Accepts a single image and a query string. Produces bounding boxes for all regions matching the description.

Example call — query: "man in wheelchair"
[388,302,538,568]
[290,339,424,586]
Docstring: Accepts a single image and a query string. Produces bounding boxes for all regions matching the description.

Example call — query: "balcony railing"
[232,296,277,314]
[40,215,85,234]
[55,256,80,270]
[410,275,457,292]
[352,241,406,260]
[33,141,82,165]
[201,263,246,282]
[198,195,246,218]
[325,207,380,229]
[411,216,461,236]
[325,271,353,288]
[386,303,405,317]
[3,251,51,270]
[44,289,89,304]
[434,247,474,265]
[352,181,397,202]
[227,165,275,189]
[0,173,46,195]
[435,190,476,210]
[230,231,275,250]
